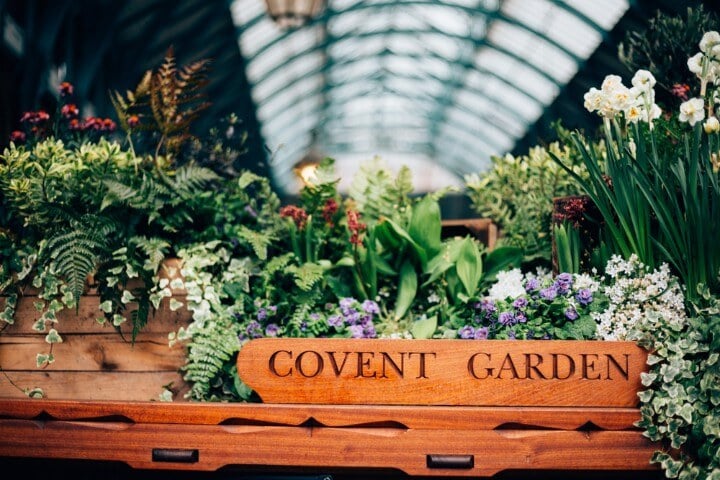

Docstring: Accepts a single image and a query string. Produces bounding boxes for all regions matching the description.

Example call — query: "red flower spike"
[280,205,308,229]
[9,130,26,143]
[59,82,74,96]
[61,104,79,119]
[346,210,366,246]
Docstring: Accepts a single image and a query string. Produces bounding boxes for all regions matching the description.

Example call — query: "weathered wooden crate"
[441,218,498,249]
[0,293,191,401]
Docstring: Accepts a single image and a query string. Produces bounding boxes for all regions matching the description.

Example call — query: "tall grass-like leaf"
[408,196,442,259]
[455,237,483,297]
[394,260,417,320]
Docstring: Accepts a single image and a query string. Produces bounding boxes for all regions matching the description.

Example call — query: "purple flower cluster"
[453,271,599,341]
[327,297,379,338]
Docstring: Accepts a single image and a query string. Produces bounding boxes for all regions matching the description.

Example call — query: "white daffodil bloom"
[679,97,706,126]
[631,69,656,91]
[624,104,644,123]
[688,52,704,76]
[583,87,604,113]
[704,116,720,134]
[601,74,623,93]
[700,30,720,53]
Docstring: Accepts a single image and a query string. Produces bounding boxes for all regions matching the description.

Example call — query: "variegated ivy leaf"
[33,301,45,312]
[107,276,119,288]
[158,389,173,402]
[109,266,124,275]
[170,278,184,290]
[121,289,136,304]
[169,299,184,311]
[126,263,138,278]
[45,328,62,343]
[25,388,45,399]
[100,300,113,313]
[150,292,162,310]
[36,354,50,367]
[641,372,658,386]
[32,318,46,332]
[0,308,15,324]
[112,314,126,326]
[41,310,57,323]
[95,317,106,325]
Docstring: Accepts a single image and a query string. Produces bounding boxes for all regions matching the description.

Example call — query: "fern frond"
[42,226,108,305]
[182,320,241,400]
[290,262,325,291]
[237,226,273,260]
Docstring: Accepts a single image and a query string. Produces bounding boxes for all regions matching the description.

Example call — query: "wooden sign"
[236,338,648,407]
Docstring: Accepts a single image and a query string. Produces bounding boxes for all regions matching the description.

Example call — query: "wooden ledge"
[0,398,643,430]
[0,399,659,476]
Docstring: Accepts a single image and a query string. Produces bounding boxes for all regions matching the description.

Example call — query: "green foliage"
[464,131,590,269]
[633,286,720,479]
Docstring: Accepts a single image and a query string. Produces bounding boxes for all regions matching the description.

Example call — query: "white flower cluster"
[584,70,661,125]
[486,268,528,301]
[681,31,720,129]
[593,254,687,341]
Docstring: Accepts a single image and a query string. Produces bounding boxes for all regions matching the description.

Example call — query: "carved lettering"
[497,353,520,379]
[380,352,405,378]
[268,350,293,377]
[606,353,630,380]
[524,353,547,379]
[467,352,493,379]
[327,351,351,377]
[581,353,601,380]
[552,353,575,379]
[296,350,324,378]
[408,352,436,379]
[356,351,376,378]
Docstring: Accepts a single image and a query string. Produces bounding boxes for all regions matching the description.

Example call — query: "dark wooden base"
[0,399,660,477]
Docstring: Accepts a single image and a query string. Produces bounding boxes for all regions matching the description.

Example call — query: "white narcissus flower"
[688,52,704,76]
[583,87,604,113]
[700,31,720,53]
[624,104,644,123]
[631,69,656,91]
[679,97,706,126]
[704,116,720,134]
[608,85,633,112]
[601,74,623,93]
[649,103,662,121]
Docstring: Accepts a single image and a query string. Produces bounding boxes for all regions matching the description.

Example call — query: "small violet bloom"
[565,307,579,321]
[265,324,280,337]
[459,325,475,339]
[540,286,558,301]
[362,299,380,315]
[512,297,528,309]
[575,288,593,306]
[474,327,489,340]
[499,311,516,326]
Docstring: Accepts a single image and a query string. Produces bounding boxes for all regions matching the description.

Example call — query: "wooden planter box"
[0,290,192,401]
[0,335,660,477]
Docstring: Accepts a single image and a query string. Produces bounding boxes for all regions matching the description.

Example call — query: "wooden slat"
[0,399,643,430]
[0,373,187,401]
[5,295,191,335]
[0,333,187,371]
[0,419,658,476]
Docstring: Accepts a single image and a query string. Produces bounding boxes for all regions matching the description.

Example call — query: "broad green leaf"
[408,196,442,257]
[456,237,483,297]
[394,260,417,320]
[483,246,523,280]
[411,315,438,339]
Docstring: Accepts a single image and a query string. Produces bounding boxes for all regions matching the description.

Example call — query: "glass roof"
[230,0,630,195]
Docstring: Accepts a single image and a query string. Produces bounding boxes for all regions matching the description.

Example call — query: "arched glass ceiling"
[230,0,630,195]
